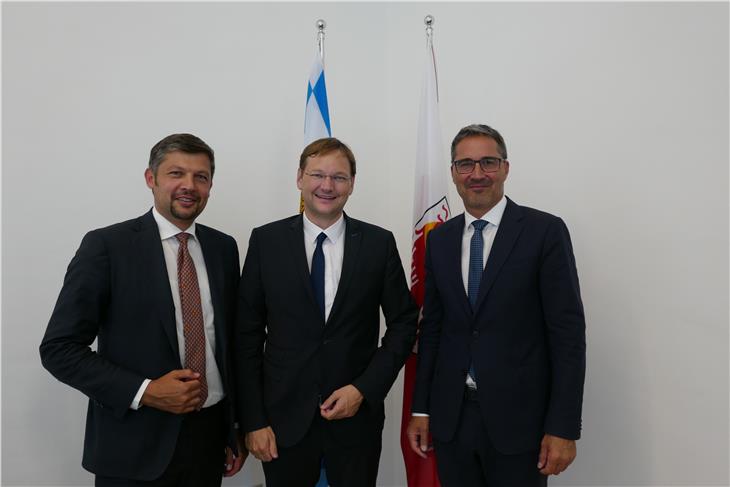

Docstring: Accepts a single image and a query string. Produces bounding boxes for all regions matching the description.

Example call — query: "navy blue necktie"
[310,232,327,320]
[468,220,488,308]
[467,219,487,383]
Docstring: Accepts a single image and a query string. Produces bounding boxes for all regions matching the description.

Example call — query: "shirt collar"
[152,207,197,241]
[464,195,507,230]
[302,212,346,245]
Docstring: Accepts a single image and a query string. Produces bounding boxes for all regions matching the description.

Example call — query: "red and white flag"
[400,25,450,487]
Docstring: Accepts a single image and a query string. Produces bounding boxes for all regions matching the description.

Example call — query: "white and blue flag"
[304,53,331,144]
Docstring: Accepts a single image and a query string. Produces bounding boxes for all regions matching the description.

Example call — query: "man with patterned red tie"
[40,133,246,486]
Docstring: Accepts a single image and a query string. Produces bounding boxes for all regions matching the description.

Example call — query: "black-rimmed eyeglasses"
[452,157,505,174]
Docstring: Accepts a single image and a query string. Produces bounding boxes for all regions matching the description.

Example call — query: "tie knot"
[316,232,327,247]
[176,232,191,245]
[472,220,488,232]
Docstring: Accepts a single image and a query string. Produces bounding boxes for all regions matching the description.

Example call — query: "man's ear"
[296,168,304,190]
[144,168,155,189]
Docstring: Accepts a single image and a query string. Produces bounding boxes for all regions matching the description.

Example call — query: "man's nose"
[180,173,196,189]
[320,176,335,190]
[471,163,487,179]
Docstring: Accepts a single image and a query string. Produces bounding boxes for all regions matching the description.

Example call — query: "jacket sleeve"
[411,232,443,414]
[540,217,586,440]
[351,232,418,405]
[39,230,145,419]
[233,228,270,433]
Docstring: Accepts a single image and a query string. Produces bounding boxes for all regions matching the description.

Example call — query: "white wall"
[2,2,728,486]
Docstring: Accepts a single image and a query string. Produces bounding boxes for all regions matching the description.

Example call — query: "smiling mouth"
[467,178,493,188]
[175,195,198,205]
[315,194,336,201]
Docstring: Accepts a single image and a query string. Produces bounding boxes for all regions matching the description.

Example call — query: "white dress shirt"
[302,211,346,322]
[130,208,224,409]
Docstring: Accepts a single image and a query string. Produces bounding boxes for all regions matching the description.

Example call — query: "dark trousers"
[262,409,382,487]
[96,401,227,487]
[433,389,547,487]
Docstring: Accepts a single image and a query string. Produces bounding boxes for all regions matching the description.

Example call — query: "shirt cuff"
[411,412,430,417]
[130,379,152,410]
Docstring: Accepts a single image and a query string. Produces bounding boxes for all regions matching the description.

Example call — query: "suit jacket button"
[472,330,479,339]
[323,339,331,345]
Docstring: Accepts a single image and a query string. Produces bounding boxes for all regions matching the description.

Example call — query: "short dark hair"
[149,133,215,177]
[299,137,356,176]
[450,124,508,161]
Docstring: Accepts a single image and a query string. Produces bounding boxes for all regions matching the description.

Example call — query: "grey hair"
[450,124,508,161]
[148,133,215,177]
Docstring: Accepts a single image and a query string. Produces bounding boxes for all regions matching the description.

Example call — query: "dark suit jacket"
[234,213,418,448]
[412,197,586,454]
[40,210,240,480]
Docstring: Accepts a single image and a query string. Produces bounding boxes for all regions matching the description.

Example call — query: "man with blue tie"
[407,124,586,486]
[234,137,418,487]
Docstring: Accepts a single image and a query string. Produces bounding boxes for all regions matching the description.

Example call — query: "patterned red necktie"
[176,233,208,407]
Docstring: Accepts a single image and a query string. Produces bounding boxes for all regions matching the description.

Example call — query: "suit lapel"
[133,211,180,361]
[444,214,472,317]
[474,198,524,313]
[327,214,362,326]
[289,215,319,311]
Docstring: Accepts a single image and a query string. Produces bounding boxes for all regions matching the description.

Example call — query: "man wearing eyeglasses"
[234,137,418,487]
[407,124,586,486]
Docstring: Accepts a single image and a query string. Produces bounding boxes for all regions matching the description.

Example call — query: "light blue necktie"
[467,219,487,383]
[310,232,327,320]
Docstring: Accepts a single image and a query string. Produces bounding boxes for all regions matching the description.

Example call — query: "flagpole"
[401,13,448,487]
[309,22,333,487]
[424,15,437,109]
[316,19,326,62]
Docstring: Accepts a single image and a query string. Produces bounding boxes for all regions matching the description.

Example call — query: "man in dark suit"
[407,124,586,486]
[40,133,246,486]
[234,137,418,487]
